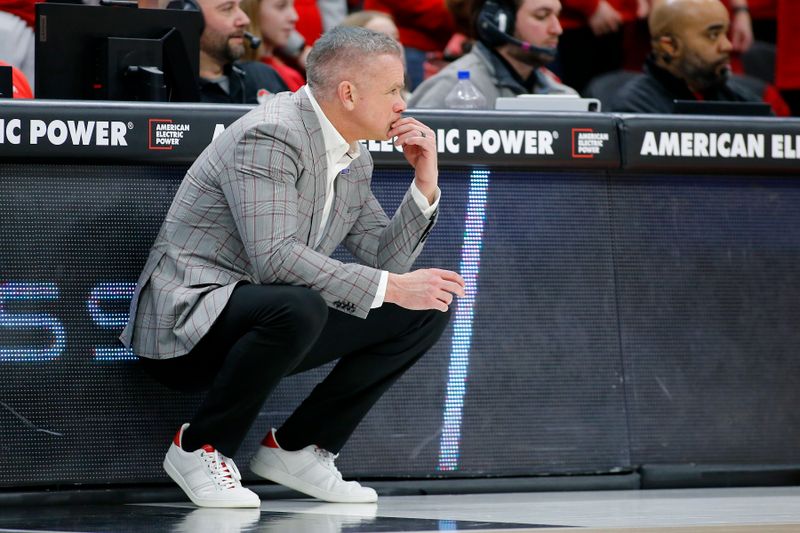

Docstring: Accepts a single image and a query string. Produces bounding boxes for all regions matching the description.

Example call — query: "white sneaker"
[249,428,378,503]
[163,423,261,508]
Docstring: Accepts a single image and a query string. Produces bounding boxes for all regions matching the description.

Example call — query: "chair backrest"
[583,70,643,111]
[740,40,776,84]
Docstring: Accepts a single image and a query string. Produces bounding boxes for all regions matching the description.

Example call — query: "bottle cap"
[457,70,470,80]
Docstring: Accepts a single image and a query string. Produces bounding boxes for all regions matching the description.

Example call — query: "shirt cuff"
[411,182,440,219]
[370,270,389,308]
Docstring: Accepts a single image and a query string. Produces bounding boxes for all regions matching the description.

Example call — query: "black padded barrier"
[1,100,799,491]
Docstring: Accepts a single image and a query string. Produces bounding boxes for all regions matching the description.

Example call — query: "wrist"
[414,177,438,203]
[384,273,399,303]
[731,5,749,14]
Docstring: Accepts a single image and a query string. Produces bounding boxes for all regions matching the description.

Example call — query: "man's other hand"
[385,269,466,312]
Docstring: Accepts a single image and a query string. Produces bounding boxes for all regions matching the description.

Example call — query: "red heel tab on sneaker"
[173,427,182,447]
[262,429,280,449]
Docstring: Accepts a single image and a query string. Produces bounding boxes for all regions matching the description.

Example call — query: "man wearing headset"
[194,0,289,103]
[408,0,576,109]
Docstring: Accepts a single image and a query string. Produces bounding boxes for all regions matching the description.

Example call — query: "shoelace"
[201,449,242,490]
[313,446,343,481]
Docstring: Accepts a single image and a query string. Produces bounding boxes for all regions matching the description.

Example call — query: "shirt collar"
[644,55,696,100]
[304,85,361,162]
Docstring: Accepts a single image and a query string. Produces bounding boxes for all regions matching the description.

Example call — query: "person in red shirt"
[555,0,648,94]
[0,0,36,87]
[722,0,799,114]
[293,0,324,44]
[361,0,457,90]
[241,0,307,91]
[774,1,800,112]
[0,60,32,98]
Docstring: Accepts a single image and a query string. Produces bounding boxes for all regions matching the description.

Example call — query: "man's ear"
[658,35,679,63]
[337,80,357,111]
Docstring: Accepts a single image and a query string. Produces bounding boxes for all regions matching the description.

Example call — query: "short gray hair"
[306,26,403,101]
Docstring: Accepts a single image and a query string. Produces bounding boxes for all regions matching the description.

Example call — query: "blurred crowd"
[1,0,798,115]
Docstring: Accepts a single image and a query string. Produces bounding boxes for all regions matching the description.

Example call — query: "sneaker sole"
[249,455,378,503]
[163,455,261,508]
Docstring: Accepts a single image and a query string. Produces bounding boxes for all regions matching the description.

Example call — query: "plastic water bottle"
[444,70,487,110]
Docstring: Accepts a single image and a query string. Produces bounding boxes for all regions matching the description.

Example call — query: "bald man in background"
[609,0,761,113]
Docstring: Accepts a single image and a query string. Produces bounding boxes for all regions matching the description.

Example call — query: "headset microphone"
[243,31,262,50]
[477,0,558,58]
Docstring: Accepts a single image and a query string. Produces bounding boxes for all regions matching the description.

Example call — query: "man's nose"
[235,7,250,27]
[719,33,733,53]
[394,97,406,114]
[549,15,563,36]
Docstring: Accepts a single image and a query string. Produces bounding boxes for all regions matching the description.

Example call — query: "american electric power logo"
[148,118,191,150]
[0,118,129,146]
[638,130,800,159]
[366,128,557,155]
[572,128,610,158]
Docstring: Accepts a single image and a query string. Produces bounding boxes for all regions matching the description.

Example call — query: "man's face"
[349,54,407,141]
[506,0,562,65]
[672,1,733,89]
[198,0,251,64]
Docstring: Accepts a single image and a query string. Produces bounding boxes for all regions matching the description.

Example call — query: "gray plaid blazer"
[120,89,436,359]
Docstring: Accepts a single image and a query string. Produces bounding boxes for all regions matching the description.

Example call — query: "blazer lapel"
[293,89,329,247]
[317,172,347,253]
[316,157,365,255]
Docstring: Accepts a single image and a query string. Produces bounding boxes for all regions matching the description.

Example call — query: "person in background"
[609,0,762,113]
[279,0,348,73]
[340,10,410,98]
[361,0,458,90]
[0,0,35,88]
[341,9,401,41]
[723,0,753,52]
[241,0,306,91]
[556,0,649,94]
[408,0,575,109]
[722,0,800,115]
[195,0,289,103]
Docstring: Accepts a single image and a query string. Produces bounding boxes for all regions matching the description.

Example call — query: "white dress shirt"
[304,85,439,308]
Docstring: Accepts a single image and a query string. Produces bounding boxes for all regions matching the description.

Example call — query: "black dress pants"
[139,283,452,457]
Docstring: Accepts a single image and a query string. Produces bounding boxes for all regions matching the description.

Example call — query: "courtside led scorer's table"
[2,100,799,491]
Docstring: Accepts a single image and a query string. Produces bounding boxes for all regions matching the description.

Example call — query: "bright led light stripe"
[438,520,458,530]
[438,170,490,471]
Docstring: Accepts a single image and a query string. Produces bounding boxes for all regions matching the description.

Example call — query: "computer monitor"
[35,3,203,102]
[672,100,773,117]
[0,65,12,98]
